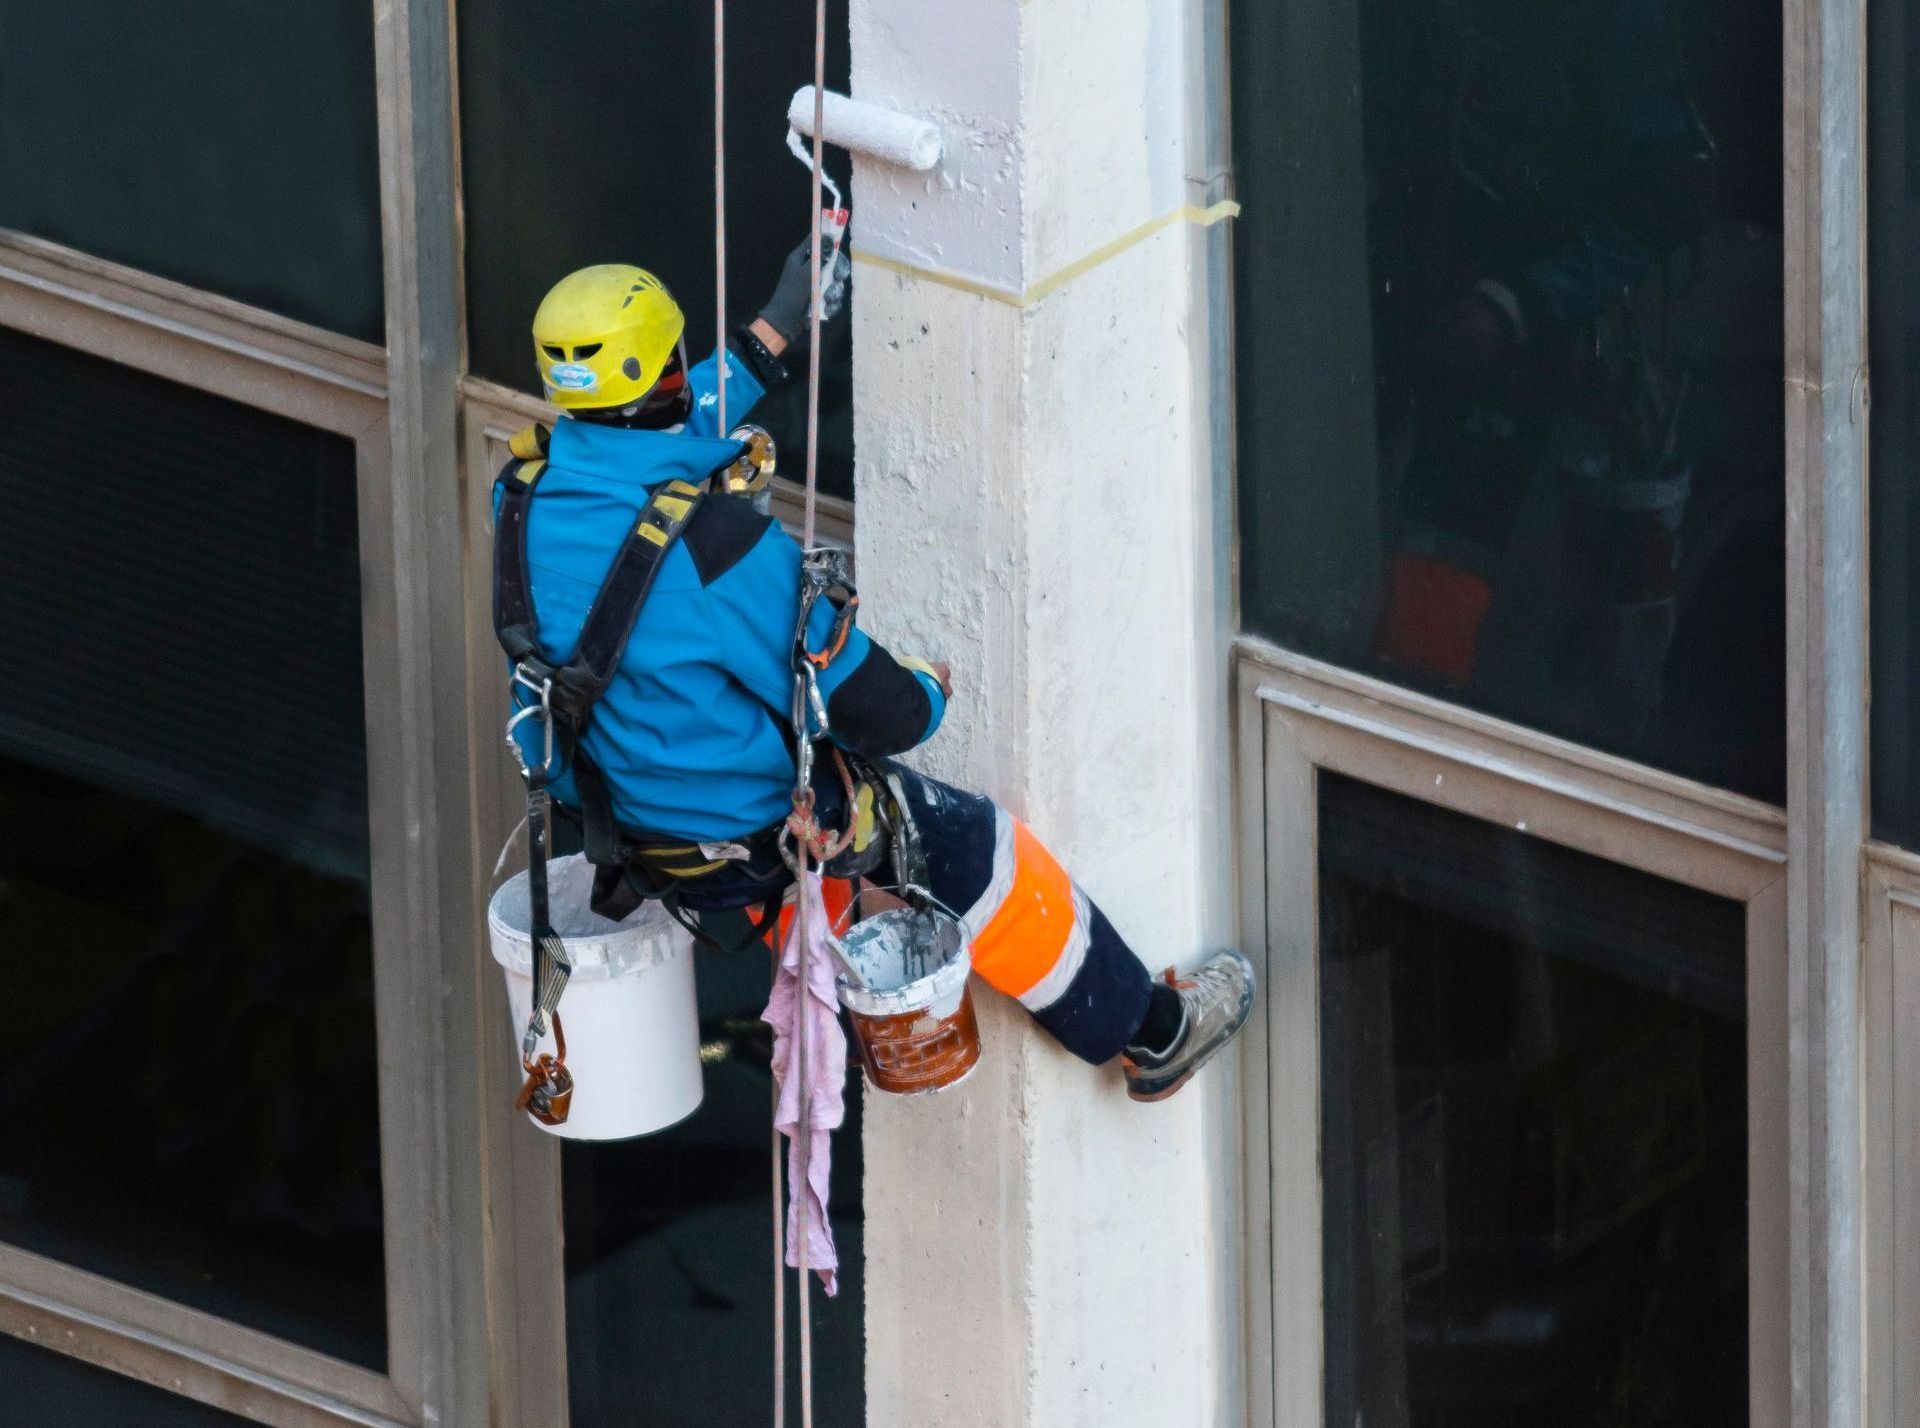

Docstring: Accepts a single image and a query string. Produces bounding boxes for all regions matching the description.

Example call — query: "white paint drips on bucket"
[835,908,980,1094]
[489,854,704,1139]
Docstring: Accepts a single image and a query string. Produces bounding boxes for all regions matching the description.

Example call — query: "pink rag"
[761,871,847,1295]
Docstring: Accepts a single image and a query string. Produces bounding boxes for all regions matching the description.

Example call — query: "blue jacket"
[500,348,945,842]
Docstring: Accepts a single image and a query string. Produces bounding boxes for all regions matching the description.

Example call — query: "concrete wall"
[847,0,1243,1422]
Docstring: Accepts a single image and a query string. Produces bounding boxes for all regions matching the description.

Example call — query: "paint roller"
[782,88,940,320]
[787,86,943,173]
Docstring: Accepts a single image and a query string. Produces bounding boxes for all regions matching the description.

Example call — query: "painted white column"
[847,1,1241,1422]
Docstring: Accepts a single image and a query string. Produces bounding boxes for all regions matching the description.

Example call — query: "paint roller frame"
[786,86,943,172]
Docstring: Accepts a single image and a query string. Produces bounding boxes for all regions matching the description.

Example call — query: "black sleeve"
[823,641,936,759]
[729,325,790,392]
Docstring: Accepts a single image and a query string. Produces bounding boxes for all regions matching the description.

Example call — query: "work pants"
[681,765,1155,1066]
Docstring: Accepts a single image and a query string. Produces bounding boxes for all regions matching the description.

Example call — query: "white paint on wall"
[847,0,1024,292]
[848,0,1240,1421]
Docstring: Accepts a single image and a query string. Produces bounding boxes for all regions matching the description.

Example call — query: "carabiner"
[506,664,556,775]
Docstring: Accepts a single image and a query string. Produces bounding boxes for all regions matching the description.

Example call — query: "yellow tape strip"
[851,199,1240,309]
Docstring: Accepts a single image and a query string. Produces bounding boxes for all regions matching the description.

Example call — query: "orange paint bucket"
[835,906,980,1095]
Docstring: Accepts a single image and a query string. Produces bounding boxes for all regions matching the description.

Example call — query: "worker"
[494,236,1253,1102]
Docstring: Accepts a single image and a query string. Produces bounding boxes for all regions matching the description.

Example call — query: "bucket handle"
[831,879,966,938]
[825,880,969,994]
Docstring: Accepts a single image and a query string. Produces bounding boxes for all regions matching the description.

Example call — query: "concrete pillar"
[847,1,1240,1422]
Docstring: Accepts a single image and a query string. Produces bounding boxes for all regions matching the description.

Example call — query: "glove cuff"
[731,324,790,389]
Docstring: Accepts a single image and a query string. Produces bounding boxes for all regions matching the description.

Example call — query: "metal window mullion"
[1239,646,1798,1428]
[368,2,497,1425]
[1782,0,1870,1420]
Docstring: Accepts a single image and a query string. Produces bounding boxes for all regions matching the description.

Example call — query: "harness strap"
[494,441,721,911]
[569,750,626,869]
[493,452,549,666]
[555,477,707,724]
[492,441,707,736]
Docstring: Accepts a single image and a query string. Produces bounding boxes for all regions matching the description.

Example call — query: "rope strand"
[772,1022,786,1428]
[792,13,829,1428]
[802,8,827,553]
[714,0,728,434]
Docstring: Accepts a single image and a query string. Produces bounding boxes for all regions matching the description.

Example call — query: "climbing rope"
[783,5,832,1424]
[730,0,832,1417]
[713,0,728,435]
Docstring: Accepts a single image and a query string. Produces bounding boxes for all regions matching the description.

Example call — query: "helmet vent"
[572,343,603,360]
[542,345,566,360]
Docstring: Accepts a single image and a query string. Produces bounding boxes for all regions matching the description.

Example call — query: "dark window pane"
[1869,0,1920,845]
[0,6,384,341]
[0,328,383,1369]
[0,1335,256,1427]
[564,949,864,1426]
[1235,0,1785,801]
[1318,773,1748,1426]
[457,1,856,501]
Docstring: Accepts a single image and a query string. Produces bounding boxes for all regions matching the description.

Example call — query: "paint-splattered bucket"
[835,906,980,1095]
[488,854,704,1140]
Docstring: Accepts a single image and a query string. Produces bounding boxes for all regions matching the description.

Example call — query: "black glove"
[758,232,852,349]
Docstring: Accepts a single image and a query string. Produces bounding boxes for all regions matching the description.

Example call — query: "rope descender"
[515,1014,575,1127]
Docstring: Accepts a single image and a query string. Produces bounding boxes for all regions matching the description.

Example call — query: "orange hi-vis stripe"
[968,820,1080,1002]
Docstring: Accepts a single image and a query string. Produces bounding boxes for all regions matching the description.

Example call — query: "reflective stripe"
[961,808,1018,943]
[968,819,1076,1000]
[1016,885,1091,1012]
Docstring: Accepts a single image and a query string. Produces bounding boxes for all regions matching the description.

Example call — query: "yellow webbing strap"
[509,423,552,461]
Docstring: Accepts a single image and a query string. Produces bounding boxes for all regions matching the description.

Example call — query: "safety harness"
[492,421,717,1119]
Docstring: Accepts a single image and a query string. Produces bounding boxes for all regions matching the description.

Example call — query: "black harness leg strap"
[522,766,572,1060]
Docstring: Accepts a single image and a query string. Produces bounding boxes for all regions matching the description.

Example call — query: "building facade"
[0,0,1906,1425]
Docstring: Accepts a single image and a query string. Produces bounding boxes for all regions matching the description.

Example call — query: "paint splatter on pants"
[682,765,1155,1066]
[888,769,1154,1066]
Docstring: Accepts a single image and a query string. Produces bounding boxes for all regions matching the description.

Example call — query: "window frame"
[1221,0,1874,1414]
[0,234,423,1427]
[1232,643,1792,1428]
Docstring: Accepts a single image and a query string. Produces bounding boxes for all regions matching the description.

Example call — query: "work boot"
[1120,951,1257,1103]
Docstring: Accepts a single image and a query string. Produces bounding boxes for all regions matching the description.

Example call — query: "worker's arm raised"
[685,344,769,437]
[682,233,850,438]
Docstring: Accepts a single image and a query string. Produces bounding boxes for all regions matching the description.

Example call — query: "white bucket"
[488,854,704,1140]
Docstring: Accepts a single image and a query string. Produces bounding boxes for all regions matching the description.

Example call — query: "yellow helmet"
[531,264,686,411]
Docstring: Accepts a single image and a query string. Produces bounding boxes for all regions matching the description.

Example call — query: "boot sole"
[1125,1066,1197,1103]
[1123,959,1256,1103]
